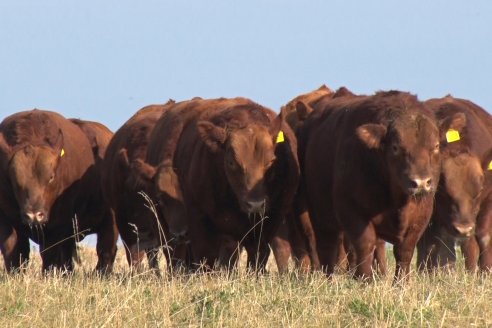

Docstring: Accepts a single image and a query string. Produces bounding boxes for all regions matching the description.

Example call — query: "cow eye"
[433,143,440,153]
[225,157,236,169]
[391,144,400,155]
[48,175,55,183]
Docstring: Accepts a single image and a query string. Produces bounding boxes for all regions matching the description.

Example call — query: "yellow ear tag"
[446,129,460,143]
[276,130,285,143]
[60,148,65,157]
[488,160,492,171]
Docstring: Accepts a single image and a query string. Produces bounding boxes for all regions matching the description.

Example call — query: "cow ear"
[356,124,387,149]
[296,101,313,122]
[0,133,10,153]
[197,121,226,152]
[441,112,466,133]
[48,129,64,154]
[333,86,355,98]
[0,133,11,171]
[156,166,183,201]
[269,111,283,136]
[118,148,130,169]
[128,158,157,189]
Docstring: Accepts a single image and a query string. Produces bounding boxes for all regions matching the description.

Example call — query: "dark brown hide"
[273,85,340,272]
[277,86,386,274]
[101,101,176,272]
[0,110,115,273]
[298,91,440,281]
[417,96,492,272]
[140,97,300,272]
[280,84,333,130]
[69,119,118,272]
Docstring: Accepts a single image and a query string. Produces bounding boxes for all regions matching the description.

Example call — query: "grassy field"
[0,246,491,327]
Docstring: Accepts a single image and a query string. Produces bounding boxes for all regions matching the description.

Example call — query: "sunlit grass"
[0,246,491,327]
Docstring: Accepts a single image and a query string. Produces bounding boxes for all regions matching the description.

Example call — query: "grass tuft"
[0,246,491,327]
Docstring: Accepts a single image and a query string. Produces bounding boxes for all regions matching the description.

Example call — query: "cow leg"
[146,248,161,275]
[188,215,222,271]
[393,234,422,283]
[245,240,270,273]
[479,235,492,272]
[218,236,240,271]
[461,236,479,272]
[347,223,377,280]
[293,194,320,271]
[373,239,387,276]
[0,222,30,272]
[416,226,435,272]
[314,228,340,276]
[95,209,118,274]
[425,232,457,271]
[124,244,146,273]
[41,237,76,274]
[341,233,354,272]
[477,229,492,272]
[476,205,492,272]
[292,210,321,272]
[271,219,292,274]
[167,243,191,273]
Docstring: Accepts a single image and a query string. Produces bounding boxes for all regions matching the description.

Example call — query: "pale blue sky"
[1,1,491,132]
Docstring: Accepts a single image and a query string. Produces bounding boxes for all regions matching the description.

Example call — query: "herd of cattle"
[1,85,492,282]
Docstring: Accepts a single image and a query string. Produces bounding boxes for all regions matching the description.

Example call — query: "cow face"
[154,166,188,243]
[357,113,441,197]
[8,144,63,226]
[435,153,482,238]
[129,156,189,244]
[198,121,276,214]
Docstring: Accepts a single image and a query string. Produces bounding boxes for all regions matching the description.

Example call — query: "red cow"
[297,91,441,281]
[417,96,492,272]
[101,101,176,272]
[0,110,117,273]
[134,97,300,272]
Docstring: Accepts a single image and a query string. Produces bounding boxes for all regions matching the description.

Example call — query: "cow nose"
[25,211,46,223]
[172,230,189,244]
[408,176,433,192]
[452,223,474,237]
[246,200,265,213]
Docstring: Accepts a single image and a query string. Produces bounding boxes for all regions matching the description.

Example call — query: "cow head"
[129,156,188,244]
[356,111,441,198]
[8,131,64,226]
[282,84,333,130]
[432,112,481,238]
[197,117,280,215]
[435,153,482,238]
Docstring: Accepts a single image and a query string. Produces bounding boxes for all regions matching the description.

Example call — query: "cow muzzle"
[244,199,266,215]
[406,176,434,196]
[23,211,48,225]
[170,230,190,245]
[450,223,475,239]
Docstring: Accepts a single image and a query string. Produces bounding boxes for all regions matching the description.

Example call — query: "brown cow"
[280,84,333,129]
[134,97,300,273]
[463,149,492,271]
[101,101,178,272]
[297,91,441,281]
[271,85,335,272]
[69,118,119,271]
[128,98,203,271]
[279,86,386,274]
[417,96,492,272]
[0,110,117,273]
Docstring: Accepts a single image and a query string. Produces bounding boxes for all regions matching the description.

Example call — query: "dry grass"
[0,246,491,327]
